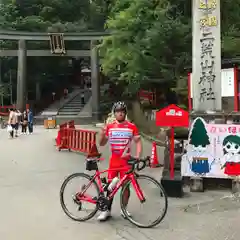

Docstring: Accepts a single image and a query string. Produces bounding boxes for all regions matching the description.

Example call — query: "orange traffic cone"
[150,142,160,168]
[87,144,101,158]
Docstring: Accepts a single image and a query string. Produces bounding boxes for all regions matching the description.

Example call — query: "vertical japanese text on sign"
[198,0,219,105]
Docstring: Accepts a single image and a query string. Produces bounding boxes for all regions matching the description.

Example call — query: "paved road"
[0,126,239,240]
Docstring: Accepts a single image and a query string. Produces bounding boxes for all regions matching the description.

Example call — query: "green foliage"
[99,0,191,93]
[99,0,240,95]
[0,83,10,97]
[0,0,103,32]
[189,118,210,147]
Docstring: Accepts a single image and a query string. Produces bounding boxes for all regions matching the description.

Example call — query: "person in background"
[63,88,68,99]
[27,108,33,134]
[81,91,85,104]
[52,91,56,102]
[8,108,17,138]
[87,78,91,88]
[21,110,28,134]
[15,109,22,137]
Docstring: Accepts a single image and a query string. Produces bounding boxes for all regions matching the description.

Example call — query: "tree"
[0,0,94,32]
[99,0,240,96]
[189,118,210,148]
[99,0,191,94]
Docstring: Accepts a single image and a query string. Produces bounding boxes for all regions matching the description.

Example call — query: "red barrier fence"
[56,121,99,155]
[0,105,15,116]
[55,123,68,146]
[0,104,31,116]
[57,126,69,150]
[66,128,97,153]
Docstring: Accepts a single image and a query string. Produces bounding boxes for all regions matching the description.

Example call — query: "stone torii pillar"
[91,40,100,120]
[190,0,222,192]
[16,39,27,111]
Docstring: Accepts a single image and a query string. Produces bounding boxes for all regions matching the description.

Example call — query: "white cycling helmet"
[112,101,127,114]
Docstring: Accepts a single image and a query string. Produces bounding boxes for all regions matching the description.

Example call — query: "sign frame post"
[170,127,175,179]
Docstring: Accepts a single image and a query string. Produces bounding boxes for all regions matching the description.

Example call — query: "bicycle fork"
[129,174,146,203]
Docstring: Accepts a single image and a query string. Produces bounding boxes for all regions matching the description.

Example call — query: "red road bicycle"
[60,156,168,228]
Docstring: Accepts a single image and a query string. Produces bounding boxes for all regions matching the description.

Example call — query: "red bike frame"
[76,167,145,204]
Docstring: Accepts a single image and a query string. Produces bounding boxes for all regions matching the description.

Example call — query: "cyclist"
[98,101,142,221]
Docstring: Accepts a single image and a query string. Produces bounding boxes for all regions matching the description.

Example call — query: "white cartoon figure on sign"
[187,117,212,175]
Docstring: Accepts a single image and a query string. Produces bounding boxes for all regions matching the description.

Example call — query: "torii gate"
[0,30,109,118]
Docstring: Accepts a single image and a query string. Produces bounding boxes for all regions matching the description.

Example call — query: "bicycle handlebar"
[125,156,151,174]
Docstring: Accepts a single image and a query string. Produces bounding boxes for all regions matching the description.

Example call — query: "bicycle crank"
[96,195,109,211]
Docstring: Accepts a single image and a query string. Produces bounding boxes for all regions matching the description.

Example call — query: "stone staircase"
[58,90,91,116]
[39,87,82,116]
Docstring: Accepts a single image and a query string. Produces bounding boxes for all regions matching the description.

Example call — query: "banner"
[138,90,155,102]
[181,117,240,178]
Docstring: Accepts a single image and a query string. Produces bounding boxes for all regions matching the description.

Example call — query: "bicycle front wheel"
[120,174,168,228]
[60,173,99,221]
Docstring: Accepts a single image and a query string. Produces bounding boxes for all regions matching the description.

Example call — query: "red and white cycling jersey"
[105,120,139,159]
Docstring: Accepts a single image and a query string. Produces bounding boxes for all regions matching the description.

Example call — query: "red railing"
[0,104,32,116]
[66,128,97,153]
[0,105,15,116]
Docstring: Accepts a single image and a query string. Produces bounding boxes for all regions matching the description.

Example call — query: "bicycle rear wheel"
[120,174,168,228]
[60,173,99,221]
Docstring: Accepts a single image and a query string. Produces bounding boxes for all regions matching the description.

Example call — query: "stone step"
[60,105,83,108]
[59,108,81,111]
[64,102,83,104]
[61,106,83,109]
[58,109,82,113]
[59,111,82,114]
[60,109,82,112]
[58,113,80,116]
[62,103,82,106]
[58,112,81,115]
[58,109,81,112]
